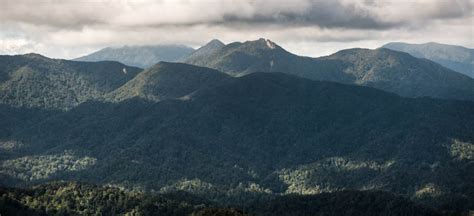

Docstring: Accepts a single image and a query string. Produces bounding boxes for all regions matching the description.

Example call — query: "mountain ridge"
[75,44,195,68]
[184,39,226,67]
[105,62,231,102]
[0,54,142,110]
[183,38,474,101]
[2,69,472,213]
[323,47,474,100]
[382,42,474,78]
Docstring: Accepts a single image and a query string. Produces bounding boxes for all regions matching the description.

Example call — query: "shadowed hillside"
[75,45,195,68]
[183,39,474,101]
[0,54,142,110]
[106,62,230,102]
[382,42,474,78]
[1,69,472,214]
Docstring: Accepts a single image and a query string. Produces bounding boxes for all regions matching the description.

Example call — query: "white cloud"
[0,0,472,59]
[0,38,45,55]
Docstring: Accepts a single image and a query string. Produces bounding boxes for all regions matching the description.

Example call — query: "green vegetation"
[0,56,473,214]
[183,39,474,100]
[277,157,394,194]
[1,151,96,181]
[0,68,472,214]
[449,139,473,160]
[0,182,445,216]
[246,191,442,216]
[184,39,226,68]
[191,208,249,216]
[324,48,474,100]
[186,38,352,83]
[75,45,195,68]
[0,182,208,215]
[106,62,230,102]
[0,54,142,110]
[382,42,474,78]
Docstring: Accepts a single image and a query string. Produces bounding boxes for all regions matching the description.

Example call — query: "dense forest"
[2,0,474,212]
[1,54,473,215]
[0,54,141,110]
[0,182,448,216]
[183,39,474,101]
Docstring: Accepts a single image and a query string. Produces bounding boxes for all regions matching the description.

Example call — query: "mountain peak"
[206,39,225,47]
[264,39,277,49]
[381,41,474,78]
[22,53,49,60]
[106,61,229,102]
[199,39,225,51]
[331,47,406,58]
[249,38,279,49]
[74,45,194,68]
[183,39,226,65]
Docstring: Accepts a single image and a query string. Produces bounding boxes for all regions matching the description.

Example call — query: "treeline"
[0,182,209,215]
[0,182,458,216]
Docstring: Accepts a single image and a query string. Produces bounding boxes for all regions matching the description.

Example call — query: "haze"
[1,0,472,59]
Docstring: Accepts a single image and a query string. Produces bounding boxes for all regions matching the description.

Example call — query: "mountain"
[382,42,474,78]
[322,48,474,100]
[105,62,230,102]
[75,45,195,68]
[183,38,351,82]
[0,54,142,110]
[183,38,474,101]
[0,182,442,216]
[184,39,226,66]
[1,65,473,213]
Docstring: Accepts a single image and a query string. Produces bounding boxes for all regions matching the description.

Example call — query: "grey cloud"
[426,0,473,19]
[2,0,471,31]
[0,0,112,29]
[1,0,473,59]
[218,1,399,30]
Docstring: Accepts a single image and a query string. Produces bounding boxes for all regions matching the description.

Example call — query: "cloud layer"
[1,0,472,58]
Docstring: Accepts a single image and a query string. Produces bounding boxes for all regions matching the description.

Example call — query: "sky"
[0,0,473,59]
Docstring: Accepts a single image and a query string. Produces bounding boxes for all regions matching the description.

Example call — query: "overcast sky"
[0,0,472,59]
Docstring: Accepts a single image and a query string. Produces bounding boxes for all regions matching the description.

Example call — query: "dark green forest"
[0,182,447,216]
[183,39,474,101]
[1,49,473,215]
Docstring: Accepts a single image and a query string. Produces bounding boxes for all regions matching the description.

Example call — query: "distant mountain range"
[74,45,195,68]
[185,39,225,66]
[1,40,474,215]
[0,53,141,110]
[69,39,474,101]
[182,38,474,101]
[382,42,473,78]
[105,62,230,102]
[1,62,473,214]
